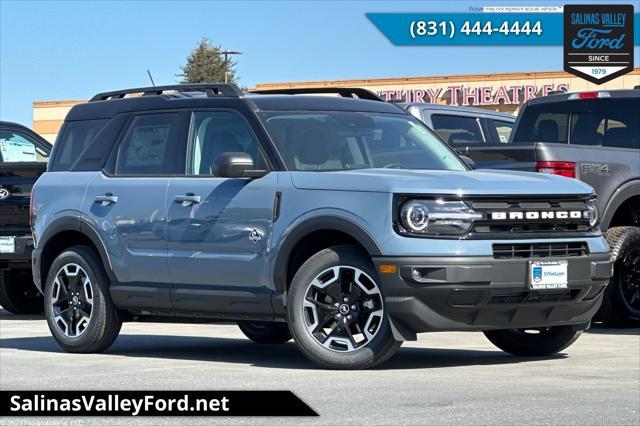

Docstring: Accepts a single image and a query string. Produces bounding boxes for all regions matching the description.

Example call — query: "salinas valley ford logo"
[564,4,634,84]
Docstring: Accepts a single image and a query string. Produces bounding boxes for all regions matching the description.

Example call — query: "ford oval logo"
[0,188,9,200]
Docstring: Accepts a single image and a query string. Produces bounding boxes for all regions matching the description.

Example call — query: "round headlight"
[403,202,429,231]
[586,198,599,228]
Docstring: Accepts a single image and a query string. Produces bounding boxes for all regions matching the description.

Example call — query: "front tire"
[287,245,401,369]
[0,268,43,314]
[238,321,292,344]
[44,245,122,353]
[484,326,582,356]
[597,226,640,327]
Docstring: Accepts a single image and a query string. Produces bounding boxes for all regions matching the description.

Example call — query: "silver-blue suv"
[31,84,613,369]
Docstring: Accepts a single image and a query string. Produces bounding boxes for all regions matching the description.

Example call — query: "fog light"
[410,267,446,283]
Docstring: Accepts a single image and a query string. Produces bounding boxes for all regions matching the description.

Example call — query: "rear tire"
[484,326,582,356]
[596,226,640,327]
[0,268,43,314]
[238,321,292,344]
[44,245,122,353]
[287,245,401,369]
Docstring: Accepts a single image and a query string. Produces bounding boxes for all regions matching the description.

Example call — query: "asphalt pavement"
[1,308,638,425]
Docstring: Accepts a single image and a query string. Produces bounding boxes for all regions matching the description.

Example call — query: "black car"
[0,121,51,313]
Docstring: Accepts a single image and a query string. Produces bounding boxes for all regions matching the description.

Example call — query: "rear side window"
[430,114,484,145]
[0,129,48,163]
[115,113,184,175]
[492,120,514,143]
[51,119,107,171]
[512,98,639,149]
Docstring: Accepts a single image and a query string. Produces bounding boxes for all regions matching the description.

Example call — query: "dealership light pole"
[222,49,242,83]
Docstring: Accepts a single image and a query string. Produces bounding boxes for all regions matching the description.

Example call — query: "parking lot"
[0,308,638,425]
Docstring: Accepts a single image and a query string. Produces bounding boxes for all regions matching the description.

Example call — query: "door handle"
[95,194,118,205]
[175,194,201,206]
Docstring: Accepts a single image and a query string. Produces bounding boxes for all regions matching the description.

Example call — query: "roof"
[526,88,640,106]
[248,95,405,113]
[398,103,515,119]
[66,88,407,121]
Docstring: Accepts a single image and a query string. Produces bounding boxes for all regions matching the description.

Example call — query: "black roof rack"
[251,87,384,102]
[89,83,244,102]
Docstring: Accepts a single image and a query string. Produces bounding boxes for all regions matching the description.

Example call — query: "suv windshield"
[512,98,639,149]
[259,111,465,171]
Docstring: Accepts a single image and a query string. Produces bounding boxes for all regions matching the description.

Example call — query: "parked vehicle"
[400,103,515,153]
[0,121,51,313]
[456,89,640,326]
[32,84,612,369]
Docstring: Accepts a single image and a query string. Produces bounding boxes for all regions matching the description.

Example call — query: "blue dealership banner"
[367,12,640,46]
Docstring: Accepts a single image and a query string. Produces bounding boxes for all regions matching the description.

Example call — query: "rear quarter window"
[492,120,514,143]
[50,119,107,171]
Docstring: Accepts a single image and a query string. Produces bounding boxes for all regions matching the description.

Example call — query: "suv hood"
[289,169,594,196]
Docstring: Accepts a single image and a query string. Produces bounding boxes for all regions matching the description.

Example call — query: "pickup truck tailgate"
[0,162,46,235]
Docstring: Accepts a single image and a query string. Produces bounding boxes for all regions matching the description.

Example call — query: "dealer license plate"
[529,260,568,290]
[0,236,15,253]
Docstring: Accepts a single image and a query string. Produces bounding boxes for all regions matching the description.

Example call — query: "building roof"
[253,68,640,90]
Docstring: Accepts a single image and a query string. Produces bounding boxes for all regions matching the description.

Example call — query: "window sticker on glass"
[0,139,38,162]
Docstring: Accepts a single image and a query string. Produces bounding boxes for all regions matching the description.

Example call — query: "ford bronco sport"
[0,120,51,314]
[31,84,612,369]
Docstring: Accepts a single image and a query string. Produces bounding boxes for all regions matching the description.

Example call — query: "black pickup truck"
[0,121,51,313]
[455,89,640,326]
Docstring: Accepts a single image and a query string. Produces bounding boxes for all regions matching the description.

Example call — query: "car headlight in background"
[585,197,599,229]
[399,199,483,236]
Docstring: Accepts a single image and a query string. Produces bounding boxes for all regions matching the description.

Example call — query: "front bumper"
[372,253,612,341]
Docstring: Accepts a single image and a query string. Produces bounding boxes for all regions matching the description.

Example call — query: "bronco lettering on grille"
[490,211,587,220]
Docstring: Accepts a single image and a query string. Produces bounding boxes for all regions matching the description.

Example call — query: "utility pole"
[221,49,242,83]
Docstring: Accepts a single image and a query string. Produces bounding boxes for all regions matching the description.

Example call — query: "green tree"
[177,38,237,83]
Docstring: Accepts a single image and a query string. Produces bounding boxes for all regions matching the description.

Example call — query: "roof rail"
[250,87,384,102]
[89,83,244,102]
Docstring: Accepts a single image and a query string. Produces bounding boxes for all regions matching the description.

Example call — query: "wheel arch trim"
[37,216,117,285]
[272,215,383,293]
[602,179,640,230]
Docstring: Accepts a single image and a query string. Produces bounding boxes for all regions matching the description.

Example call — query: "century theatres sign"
[376,83,569,106]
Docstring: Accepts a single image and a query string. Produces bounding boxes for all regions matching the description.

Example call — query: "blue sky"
[1,0,639,126]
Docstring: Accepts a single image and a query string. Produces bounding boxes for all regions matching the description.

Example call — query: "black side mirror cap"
[212,152,268,178]
[460,155,476,169]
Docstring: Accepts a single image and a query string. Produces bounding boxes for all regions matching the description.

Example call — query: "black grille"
[488,289,580,304]
[493,242,589,259]
[470,198,592,235]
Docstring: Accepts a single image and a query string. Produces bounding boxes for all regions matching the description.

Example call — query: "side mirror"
[212,152,268,178]
[460,155,476,169]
